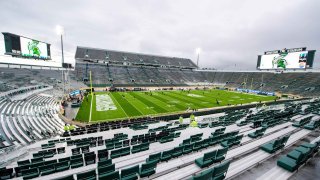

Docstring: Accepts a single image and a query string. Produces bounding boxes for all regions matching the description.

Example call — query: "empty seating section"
[192,160,231,180]
[63,118,161,137]
[72,59,320,97]
[0,97,319,180]
[248,127,267,138]
[260,135,290,153]
[75,47,197,69]
[195,147,228,168]
[277,140,320,172]
[0,92,64,148]
[292,116,313,127]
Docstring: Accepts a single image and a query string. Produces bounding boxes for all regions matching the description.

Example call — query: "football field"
[75,89,276,122]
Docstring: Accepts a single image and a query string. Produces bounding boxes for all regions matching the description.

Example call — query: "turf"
[75,89,276,122]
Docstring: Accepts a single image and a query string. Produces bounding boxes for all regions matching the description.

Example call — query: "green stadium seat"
[172,146,183,158]
[57,147,66,154]
[106,143,114,150]
[139,160,157,178]
[146,152,161,163]
[98,149,109,161]
[55,161,70,172]
[29,162,44,169]
[18,160,30,167]
[121,165,139,180]
[202,139,210,148]
[98,170,119,180]
[221,135,243,148]
[161,149,173,162]
[174,132,181,138]
[292,117,311,127]
[0,167,14,179]
[294,146,311,162]
[195,150,216,168]
[211,160,230,179]
[85,152,96,165]
[44,152,55,158]
[180,139,191,146]
[248,127,267,138]
[131,145,141,154]
[277,150,304,172]
[111,149,122,159]
[21,167,39,180]
[260,135,290,154]
[213,147,228,163]
[44,159,57,166]
[234,134,243,145]
[39,164,55,175]
[159,135,174,143]
[98,164,115,176]
[260,139,280,153]
[70,158,83,169]
[77,169,96,180]
[209,136,218,145]
[59,157,70,163]
[183,144,193,154]
[193,141,203,151]
[31,157,44,164]
[198,123,208,128]
[122,147,131,156]
[140,143,150,151]
[98,159,112,168]
[300,143,317,155]
[304,120,320,130]
[114,141,122,149]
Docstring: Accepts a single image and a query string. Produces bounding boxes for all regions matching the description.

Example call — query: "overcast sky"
[0,0,319,70]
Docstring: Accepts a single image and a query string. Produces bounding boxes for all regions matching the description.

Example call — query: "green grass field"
[75,89,276,122]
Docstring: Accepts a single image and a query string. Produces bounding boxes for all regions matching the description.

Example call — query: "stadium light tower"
[56,25,66,95]
[56,25,65,64]
[196,48,201,69]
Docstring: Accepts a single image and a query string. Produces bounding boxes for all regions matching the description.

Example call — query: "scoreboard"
[2,32,51,60]
[257,47,316,70]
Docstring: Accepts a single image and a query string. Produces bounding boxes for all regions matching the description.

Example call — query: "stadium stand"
[0,48,319,180]
[0,97,318,180]
[73,50,320,96]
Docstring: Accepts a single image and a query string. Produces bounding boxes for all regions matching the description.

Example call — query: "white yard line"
[89,94,93,122]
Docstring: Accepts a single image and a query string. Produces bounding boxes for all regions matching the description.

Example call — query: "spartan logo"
[272,49,288,69]
[28,40,41,57]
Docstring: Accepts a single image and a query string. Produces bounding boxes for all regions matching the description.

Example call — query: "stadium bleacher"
[73,59,320,97]
[0,96,319,180]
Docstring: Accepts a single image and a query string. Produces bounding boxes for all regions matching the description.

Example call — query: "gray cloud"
[0,0,319,69]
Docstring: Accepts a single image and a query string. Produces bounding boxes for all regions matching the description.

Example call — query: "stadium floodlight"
[55,25,64,35]
[196,48,201,54]
[196,48,201,69]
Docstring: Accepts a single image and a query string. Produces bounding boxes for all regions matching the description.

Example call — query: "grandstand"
[73,47,320,97]
[0,46,319,180]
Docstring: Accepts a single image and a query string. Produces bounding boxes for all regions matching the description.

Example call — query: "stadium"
[0,1,320,180]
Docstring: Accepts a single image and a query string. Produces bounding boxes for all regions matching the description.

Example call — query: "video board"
[257,48,316,70]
